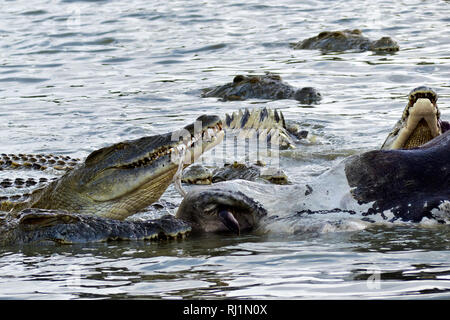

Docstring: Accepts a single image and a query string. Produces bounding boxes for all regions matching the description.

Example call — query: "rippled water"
[1,0,450,299]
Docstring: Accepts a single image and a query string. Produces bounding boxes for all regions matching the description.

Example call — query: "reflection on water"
[0,0,450,299]
[1,228,449,299]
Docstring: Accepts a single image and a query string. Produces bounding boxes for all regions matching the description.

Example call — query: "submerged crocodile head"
[182,161,289,186]
[176,186,267,234]
[201,74,321,104]
[26,115,224,219]
[291,29,399,53]
[369,37,400,52]
[0,209,191,245]
[177,88,450,229]
[381,86,449,150]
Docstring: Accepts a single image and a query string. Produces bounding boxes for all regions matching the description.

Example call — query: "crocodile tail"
[222,108,294,148]
[0,154,81,171]
[224,108,286,130]
[0,177,56,189]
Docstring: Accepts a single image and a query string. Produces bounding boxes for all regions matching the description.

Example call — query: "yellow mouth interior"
[403,119,434,149]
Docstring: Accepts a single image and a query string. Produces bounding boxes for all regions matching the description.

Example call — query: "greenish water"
[0,0,449,299]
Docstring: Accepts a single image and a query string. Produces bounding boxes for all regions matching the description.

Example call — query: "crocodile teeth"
[392,98,440,149]
[203,130,211,141]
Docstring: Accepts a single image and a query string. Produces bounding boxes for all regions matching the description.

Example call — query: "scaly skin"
[0,154,80,192]
[177,87,449,232]
[224,107,308,149]
[0,107,300,243]
[183,88,448,188]
[202,73,321,104]
[1,115,224,220]
[0,153,81,172]
[182,161,289,185]
[0,209,191,245]
[1,107,301,209]
[291,29,399,53]
[180,107,301,186]
[3,86,448,242]
[381,86,449,150]
[0,107,296,243]
[1,107,301,206]
[177,130,450,233]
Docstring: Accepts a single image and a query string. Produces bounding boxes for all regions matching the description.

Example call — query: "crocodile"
[181,164,214,185]
[0,115,224,220]
[201,73,321,104]
[176,130,450,234]
[0,107,304,193]
[223,107,309,150]
[0,153,82,192]
[0,209,191,245]
[0,106,301,211]
[6,121,448,244]
[290,29,399,53]
[176,87,450,233]
[7,119,448,244]
[0,106,298,244]
[183,86,449,187]
[2,87,448,242]
[0,153,80,172]
[381,86,450,149]
[180,107,304,185]
[182,161,289,185]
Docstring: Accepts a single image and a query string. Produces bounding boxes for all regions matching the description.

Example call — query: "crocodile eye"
[233,75,245,83]
[85,142,128,166]
[318,31,330,39]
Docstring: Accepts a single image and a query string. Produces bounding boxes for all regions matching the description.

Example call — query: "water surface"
[0,0,449,299]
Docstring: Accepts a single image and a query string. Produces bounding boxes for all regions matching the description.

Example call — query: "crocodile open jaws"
[1,115,224,220]
[176,87,450,233]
